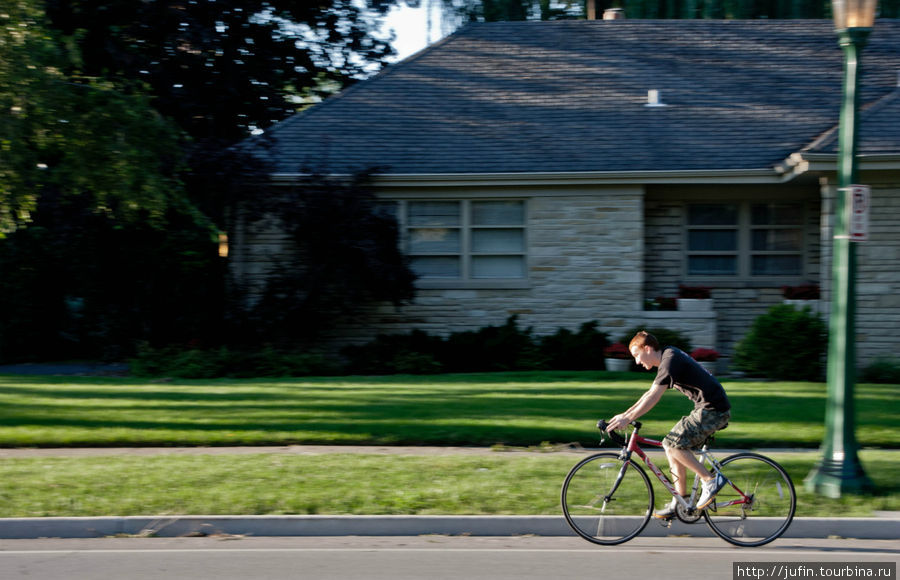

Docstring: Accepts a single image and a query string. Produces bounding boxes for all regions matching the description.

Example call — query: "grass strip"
[0,451,895,518]
[0,372,897,449]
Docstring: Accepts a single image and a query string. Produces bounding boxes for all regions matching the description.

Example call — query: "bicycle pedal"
[655,517,673,528]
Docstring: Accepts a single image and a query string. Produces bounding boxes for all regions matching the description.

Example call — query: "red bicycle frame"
[620,425,751,511]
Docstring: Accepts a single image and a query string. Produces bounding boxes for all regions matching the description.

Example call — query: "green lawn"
[0,451,895,518]
[0,371,896,519]
[0,371,896,449]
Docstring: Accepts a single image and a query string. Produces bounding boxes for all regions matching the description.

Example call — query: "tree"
[233,172,416,346]
[42,0,403,142]
[1,0,199,234]
[0,1,225,362]
[436,0,898,25]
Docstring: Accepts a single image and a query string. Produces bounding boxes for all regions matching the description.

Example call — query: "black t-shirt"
[654,347,731,412]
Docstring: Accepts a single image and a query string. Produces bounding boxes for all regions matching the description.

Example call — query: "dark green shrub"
[343,317,614,374]
[732,304,827,381]
[441,316,542,372]
[391,352,444,375]
[860,358,900,384]
[538,321,609,370]
[130,345,336,378]
[341,330,445,375]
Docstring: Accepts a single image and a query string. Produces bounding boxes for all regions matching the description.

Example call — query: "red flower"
[604,342,630,359]
[690,348,720,362]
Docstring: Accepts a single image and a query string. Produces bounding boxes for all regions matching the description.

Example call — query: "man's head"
[629,331,661,370]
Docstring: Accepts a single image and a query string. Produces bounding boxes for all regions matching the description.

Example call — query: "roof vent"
[645,89,667,107]
[603,8,625,19]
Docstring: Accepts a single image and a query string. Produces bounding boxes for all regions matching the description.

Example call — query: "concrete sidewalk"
[1,514,897,540]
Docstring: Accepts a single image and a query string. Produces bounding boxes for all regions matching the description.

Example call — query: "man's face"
[630,344,655,370]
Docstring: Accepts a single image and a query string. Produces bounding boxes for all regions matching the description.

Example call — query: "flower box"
[604,343,632,371]
[678,298,713,311]
[691,348,720,375]
[605,358,632,372]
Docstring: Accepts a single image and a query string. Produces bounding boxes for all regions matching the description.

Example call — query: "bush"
[860,358,900,384]
[537,321,608,370]
[343,317,612,375]
[440,316,542,372]
[341,330,445,375]
[130,345,337,378]
[732,304,827,381]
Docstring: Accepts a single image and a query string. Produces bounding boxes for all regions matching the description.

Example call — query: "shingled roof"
[244,19,900,177]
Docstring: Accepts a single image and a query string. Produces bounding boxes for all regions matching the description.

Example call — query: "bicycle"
[561,419,796,547]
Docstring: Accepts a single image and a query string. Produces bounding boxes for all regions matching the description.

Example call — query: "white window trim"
[398,199,531,289]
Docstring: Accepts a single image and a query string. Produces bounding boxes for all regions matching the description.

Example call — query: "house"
[234,18,900,369]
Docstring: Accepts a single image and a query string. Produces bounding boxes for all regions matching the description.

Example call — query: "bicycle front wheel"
[561,452,654,545]
[703,452,796,547]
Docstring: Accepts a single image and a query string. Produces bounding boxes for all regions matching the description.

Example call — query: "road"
[1,536,896,580]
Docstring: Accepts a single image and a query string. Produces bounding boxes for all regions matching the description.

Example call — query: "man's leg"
[665,447,713,495]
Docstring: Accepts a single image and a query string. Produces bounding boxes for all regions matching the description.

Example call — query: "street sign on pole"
[836,185,870,241]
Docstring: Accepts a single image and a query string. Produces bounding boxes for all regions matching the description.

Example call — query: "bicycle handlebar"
[596,419,642,447]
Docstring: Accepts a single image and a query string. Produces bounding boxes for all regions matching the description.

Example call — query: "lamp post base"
[805,454,874,498]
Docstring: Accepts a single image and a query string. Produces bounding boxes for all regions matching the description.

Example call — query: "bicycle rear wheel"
[703,452,796,547]
[561,452,654,545]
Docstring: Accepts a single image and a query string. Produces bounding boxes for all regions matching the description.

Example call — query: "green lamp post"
[805,0,877,498]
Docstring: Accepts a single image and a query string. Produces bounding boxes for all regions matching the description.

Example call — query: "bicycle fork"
[601,459,632,512]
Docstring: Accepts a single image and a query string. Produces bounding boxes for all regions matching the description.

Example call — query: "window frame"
[399,198,530,289]
[684,200,809,283]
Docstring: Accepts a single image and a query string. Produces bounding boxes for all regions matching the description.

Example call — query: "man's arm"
[607,382,667,431]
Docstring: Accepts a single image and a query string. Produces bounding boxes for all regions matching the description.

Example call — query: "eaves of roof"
[271,168,788,187]
[782,152,900,175]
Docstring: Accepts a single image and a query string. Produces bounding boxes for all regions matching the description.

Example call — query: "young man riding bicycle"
[605,331,731,519]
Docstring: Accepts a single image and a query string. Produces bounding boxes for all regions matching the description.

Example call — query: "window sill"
[415,279,532,290]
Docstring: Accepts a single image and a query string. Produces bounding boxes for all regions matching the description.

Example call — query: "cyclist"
[605,330,731,519]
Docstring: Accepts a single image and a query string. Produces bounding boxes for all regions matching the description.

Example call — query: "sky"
[381,1,446,61]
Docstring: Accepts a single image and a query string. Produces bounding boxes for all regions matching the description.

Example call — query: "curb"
[0,516,895,540]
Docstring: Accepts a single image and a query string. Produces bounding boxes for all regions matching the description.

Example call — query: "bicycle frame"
[617,423,752,512]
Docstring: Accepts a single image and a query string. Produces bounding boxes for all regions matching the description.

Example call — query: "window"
[686,202,804,278]
[405,200,526,284]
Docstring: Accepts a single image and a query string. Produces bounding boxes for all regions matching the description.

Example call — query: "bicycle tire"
[703,452,796,547]
[561,452,654,545]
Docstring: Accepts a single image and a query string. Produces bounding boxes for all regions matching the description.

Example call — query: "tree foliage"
[43,0,401,142]
[435,0,900,24]
[0,1,420,361]
[1,0,196,234]
[235,172,416,346]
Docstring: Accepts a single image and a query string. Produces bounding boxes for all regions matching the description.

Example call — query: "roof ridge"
[802,87,900,153]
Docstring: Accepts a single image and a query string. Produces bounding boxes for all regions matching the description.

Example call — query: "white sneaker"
[653,496,681,520]
[697,473,727,509]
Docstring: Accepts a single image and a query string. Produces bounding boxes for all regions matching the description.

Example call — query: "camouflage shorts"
[663,408,731,450]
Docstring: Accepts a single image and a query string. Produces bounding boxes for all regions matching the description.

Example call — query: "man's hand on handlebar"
[606,414,631,432]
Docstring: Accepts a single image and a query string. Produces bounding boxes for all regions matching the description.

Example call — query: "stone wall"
[643,184,822,365]
[325,186,649,347]
[229,175,900,370]
[823,172,900,365]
